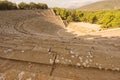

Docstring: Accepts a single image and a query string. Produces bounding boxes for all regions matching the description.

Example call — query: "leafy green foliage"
[18,2,48,10]
[53,8,120,28]
[0,1,48,10]
[29,2,37,9]
[0,0,17,10]
[37,3,48,9]
[18,2,30,10]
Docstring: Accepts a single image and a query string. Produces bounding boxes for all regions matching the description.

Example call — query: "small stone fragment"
[76,63,81,66]
[50,59,54,64]
[21,50,24,53]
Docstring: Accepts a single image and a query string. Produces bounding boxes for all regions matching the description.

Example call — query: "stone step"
[0,50,55,65]
[1,69,73,80]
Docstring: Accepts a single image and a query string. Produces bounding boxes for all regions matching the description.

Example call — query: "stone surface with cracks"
[0,9,120,80]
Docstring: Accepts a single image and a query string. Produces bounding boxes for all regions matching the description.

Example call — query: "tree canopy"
[0,1,48,10]
[0,0,17,10]
[18,2,48,10]
[53,7,120,28]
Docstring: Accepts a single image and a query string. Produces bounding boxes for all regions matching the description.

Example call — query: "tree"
[53,7,61,15]
[29,2,37,9]
[0,1,48,10]
[67,15,73,22]
[53,8,120,28]
[0,0,17,10]
[37,3,48,9]
[18,2,30,10]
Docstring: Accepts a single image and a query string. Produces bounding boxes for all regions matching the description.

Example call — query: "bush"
[29,2,38,9]
[18,2,30,10]
[18,2,48,10]
[0,1,17,10]
[37,3,48,9]
[0,1,48,10]
[53,8,120,28]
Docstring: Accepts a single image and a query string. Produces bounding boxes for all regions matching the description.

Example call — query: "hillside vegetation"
[79,0,120,11]
[53,8,120,28]
[0,0,48,10]
[0,0,17,10]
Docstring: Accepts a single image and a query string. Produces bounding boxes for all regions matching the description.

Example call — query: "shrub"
[0,0,17,10]
[37,3,48,9]
[29,2,38,9]
[53,8,120,28]
[18,2,30,10]
[18,2,48,10]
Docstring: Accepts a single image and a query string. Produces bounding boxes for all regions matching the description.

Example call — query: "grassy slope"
[79,0,120,11]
